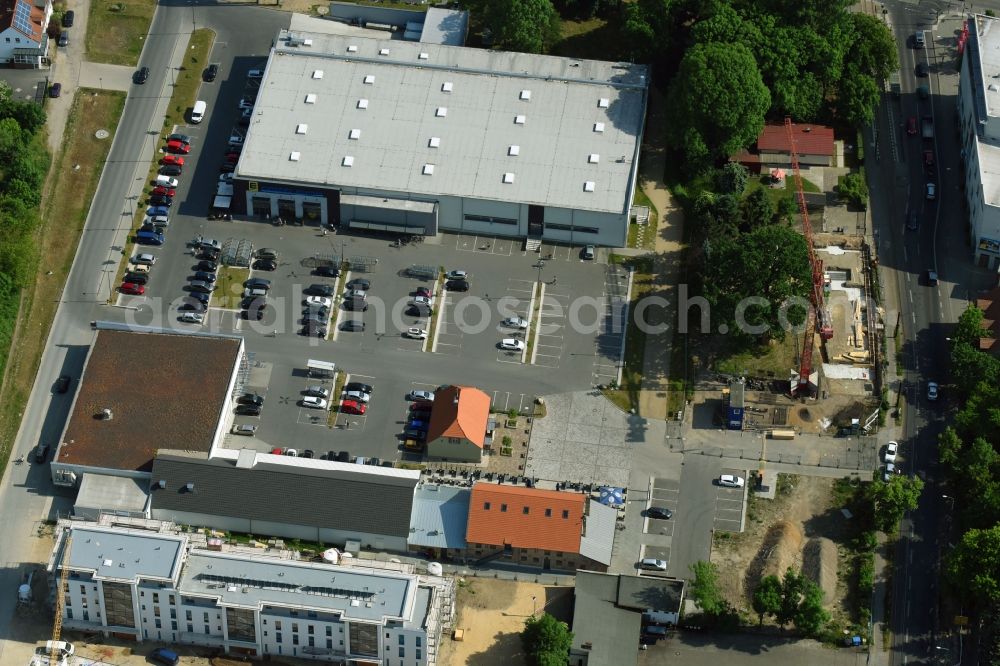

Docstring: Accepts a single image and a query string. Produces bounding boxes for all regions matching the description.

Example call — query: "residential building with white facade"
[959,13,1000,269]
[0,0,51,68]
[48,521,453,665]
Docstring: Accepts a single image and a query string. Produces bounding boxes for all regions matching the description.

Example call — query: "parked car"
[907,116,918,135]
[502,316,528,329]
[926,381,939,401]
[304,386,330,399]
[407,390,434,402]
[346,382,374,394]
[340,320,365,332]
[314,265,339,277]
[34,443,51,463]
[446,279,469,292]
[344,298,368,312]
[196,259,218,273]
[718,474,745,488]
[445,270,468,281]
[161,154,185,167]
[58,30,69,47]
[305,284,334,297]
[302,325,327,337]
[61,10,74,27]
[245,277,271,290]
[581,245,596,260]
[167,133,191,145]
[639,558,667,571]
[302,396,328,410]
[346,278,370,290]
[410,295,431,306]
[235,404,262,416]
[165,139,190,154]
[916,61,929,77]
[204,63,219,82]
[907,210,920,231]
[926,182,936,200]
[197,238,222,251]
[49,82,62,98]
[646,506,673,520]
[148,195,172,207]
[124,272,148,285]
[884,441,898,463]
[159,164,182,176]
[179,312,205,324]
[405,327,428,339]
[150,647,180,666]
[499,338,525,352]
[416,286,433,298]
[154,175,179,188]
[136,230,164,246]
[193,271,216,283]
[341,399,366,415]
[179,299,207,312]
[146,205,170,217]
[347,289,368,300]
[253,259,277,271]
[231,424,258,436]
[344,390,371,403]
[152,185,176,197]
[407,419,428,431]
[305,296,332,308]
[119,282,145,295]
[403,427,426,440]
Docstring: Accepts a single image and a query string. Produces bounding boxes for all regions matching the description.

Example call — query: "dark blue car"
[146,205,169,217]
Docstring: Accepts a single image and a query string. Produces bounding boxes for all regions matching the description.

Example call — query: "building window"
[155,619,162,629]
[308,636,315,647]
[153,593,159,603]
[399,647,405,658]
[484,502,491,510]
[185,610,192,621]
[399,635,405,645]
[292,635,299,646]
[562,510,569,518]
[327,639,333,649]
[464,213,517,226]
[326,626,332,636]
[416,637,422,647]
[276,633,282,643]
[154,607,161,617]
[187,624,193,633]
[501,504,507,512]
[545,508,552,517]
[448,437,461,443]
[417,649,422,660]
[292,623,299,633]
[523,506,530,514]
[171,621,177,631]
[275,621,282,630]
[170,609,176,619]
[80,585,86,594]
[169,595,175,605]
[66,608,73,620]
[308,625,314,634]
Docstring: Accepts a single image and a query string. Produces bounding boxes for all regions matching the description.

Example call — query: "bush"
[838,171,869,208]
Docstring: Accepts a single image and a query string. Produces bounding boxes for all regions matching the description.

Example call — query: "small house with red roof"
[0,0,51,68]
[463,483,617,572]
[426,385,491,463]
[735,122,836,171]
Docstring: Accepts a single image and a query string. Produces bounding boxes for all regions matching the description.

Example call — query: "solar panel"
[13,1,34,37]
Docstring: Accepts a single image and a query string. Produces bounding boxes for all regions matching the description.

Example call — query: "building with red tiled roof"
[426,385,491,462]
[976,285,1000,353]
[462,483,616,572]
[0,0,52,68]
[734,122,836,171]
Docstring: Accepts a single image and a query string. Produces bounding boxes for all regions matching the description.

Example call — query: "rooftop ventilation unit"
[349,128,361,140]
[296,124,308,135]
[598,98,610,108]
[435,107,447,117]
[422,164,435,175]
[303,38,313,46]
[363,74,375,84]
[514,115,526,125]
[304,93,317,104]
[584,181,596,192]
[312,70,324,79]
[157,480,166,489]
[379,48,390,56]
[343,156,354,167]
[442,81,453,93]
[185,482,195,492]
[419,52,429,60]
[289,151,300,161]
[428,137,440,148]
[593,122,605,133]
[502,172,515,184]
[508,145,520,156]
[519,90,532,101]
[347,45,358,53]
[100,408,113,420]
[588,153,599,164]
[358,99,369,109]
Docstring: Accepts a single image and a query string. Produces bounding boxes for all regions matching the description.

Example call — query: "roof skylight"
[514,115,526,125]
[519,90,532,101]
[296,124,308,135]
[289,151,300,161]
[304,93,317,104]
[584,181,596,192]
[347,45,358,53]
[349,128,361,140]
[435,107,448,117]
[342,156,354,167]
[588,153,599,163]
[422,164,435,175]
[594,122,605,133]
[358,99,369,109]
[419,52,429,60]
[508,145,520,156]
[598,98,610,108]
[379,48,390,56]
[442,81,453,92]
[363,74,375,84]
[429,137,441,148]
[502,172,515,184]
[312,70,324,79]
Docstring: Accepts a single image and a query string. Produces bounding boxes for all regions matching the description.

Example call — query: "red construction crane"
[786,117,833,395]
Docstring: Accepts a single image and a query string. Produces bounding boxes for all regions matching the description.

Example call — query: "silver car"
[303,386,330,399]
[344,390,370,403]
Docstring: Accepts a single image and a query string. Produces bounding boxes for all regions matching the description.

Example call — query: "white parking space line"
[489,391,534,414]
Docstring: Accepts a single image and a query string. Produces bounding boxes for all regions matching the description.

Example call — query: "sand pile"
[802,537,838,606]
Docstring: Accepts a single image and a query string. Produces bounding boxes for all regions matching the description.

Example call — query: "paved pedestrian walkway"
[78,61,135,92]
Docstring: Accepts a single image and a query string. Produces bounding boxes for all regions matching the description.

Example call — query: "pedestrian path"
[78,61,135,92]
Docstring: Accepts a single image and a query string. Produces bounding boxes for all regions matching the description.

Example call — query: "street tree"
[666,41,770,168]
[520,612,573,666]
[476,0,561,54]
[945,525,1000,605]
[835,62,881,126]
[793,578,829,636]
[954,304,989,348]
[752,575,783,625]
[866,474,923,533]
[951,342,1000,397]
[847,13,899,81]
[838,172,869,208]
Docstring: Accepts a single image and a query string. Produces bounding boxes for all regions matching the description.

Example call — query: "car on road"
[133,66,149,85]
[204,63,219,82]
[923,150,935,168]
[314,265,339,277]
[160,154,184,167]
[159,164,182,176]
[49,82,61,98]
[304,386,330,399]
[907,210,920,231]
[502,316,528,329]
[405,327,428,339]
[120,282,144,295]
[407,390,434,402]
[925,182,936,200]
[926,381,939,401]
[639,558,668,571]
[925,269,939,286]
[166,140,190,154]
[302,396,328,410]
[906,116,917,135]
[54,375,71,394]
[499,338,525,352]
[341,399,366,415]
[445,270,467,281]
[346,278,371,290]
[57,30,69,47]
[62,10,74,26]
[179,312,205,324]
[235,404,261,416]
[305,284,334,297]
[718,474,745,488]
[445,279,469,292]
[581,245,596,260]
[884,441,898,463]
[916,61,929,77]
[346,382,374,395]
[340,320,365,332]
[305,296,332,308]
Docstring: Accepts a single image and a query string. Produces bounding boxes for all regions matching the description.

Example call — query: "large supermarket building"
[231,29,649,247]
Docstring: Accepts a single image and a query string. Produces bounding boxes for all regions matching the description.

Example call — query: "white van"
[191,100,207,123]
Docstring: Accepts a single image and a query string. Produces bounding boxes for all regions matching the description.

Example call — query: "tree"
[752,575,783,624]
[793,578,829,636]
[689,560,725,614]
[740,187,775,230]
[835,62,881,126]
[776,568,805,627]
[521,612,573,666]
[838,172,869,208]
[666,42,770,168]
[776,194,798,224]
[951,342,1000,397]
[716,161,749,195]
[866,474,923,533]
[847,13,898,81]
[478,0,562,54]
[945,525,1000,605]
[955,304,989,348]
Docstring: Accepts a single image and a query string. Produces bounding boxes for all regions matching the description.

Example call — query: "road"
[870,1,996,663]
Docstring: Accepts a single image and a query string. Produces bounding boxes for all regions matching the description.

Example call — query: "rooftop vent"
[185,482,195,492]
[289,151,300,161]
[304,93,317,104]
[593,122,605,133]
[419,52,429,60]
[435,107,447,117]
[422,164,435,175]
[502,172,515,184]
[514,114,526,125]
[156,479,166,489]
[508,145,520,156]
[358,99,369,109]
[598,98,609,108]
[442,81,453,93]
[303,38,313,46]
[347,45,358,53]
[588,153,599,164]
[100,408,113,420]
[428,136,440,148]
[363,74,375,84]
[312,70,324,80]
[343,156,354,167]
[349,128,361,140]
[379,48,390,56]
[296,123,308,135]
[519,89,532,101]
[583,181,595,192]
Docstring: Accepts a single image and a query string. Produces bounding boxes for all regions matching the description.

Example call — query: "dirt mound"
[802,537,838,606]
[745,520,803,597]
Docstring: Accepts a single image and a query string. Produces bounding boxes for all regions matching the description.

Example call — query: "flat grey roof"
[74,474,149,515]
[65,526,184,583]
[237,30,647,214]
[180,551,414,622]
[341,193,436,213]
[571,570,640,666]
[420,7,468,46]
[972,15,1000,207]
[408,484,470,550]
[616,574,685,614]
[578,499,616,565]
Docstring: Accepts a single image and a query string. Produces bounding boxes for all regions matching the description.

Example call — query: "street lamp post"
[531,595,537,616]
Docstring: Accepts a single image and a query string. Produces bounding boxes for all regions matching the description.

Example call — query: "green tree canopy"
[716,161,749,195]
[838,172,869,208]
[945,525,1000,606]
[665,41,770,168]
[740,187,775,231]
[752,574,783,624]
[475,0,561,54]
[847,13,899,81]
[689,560,725,614]
[521,612,573,666]
[866,474,923,533]
[955,304,989,348]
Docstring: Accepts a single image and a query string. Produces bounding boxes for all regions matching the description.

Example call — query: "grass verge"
[525,281,542,363]
[603,255,653,413]
[0,90,125,470]
[86,0,156,66]
[425,271,445,350]
[714,333,800,378]
[215,266,249,310]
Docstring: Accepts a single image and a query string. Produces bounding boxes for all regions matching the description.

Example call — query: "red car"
[165,140,191,154]
[120,282,145,295]
[923,149,935,167]
[152,185,176,197]
[341,399,366,415]
[224,152,240,164]
[416,286,432,298]
[270,447,284,455]
[161,154,185,166]
[907,116,918,136]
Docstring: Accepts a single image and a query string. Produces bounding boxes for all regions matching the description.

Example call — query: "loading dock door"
[252,197,271,217]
